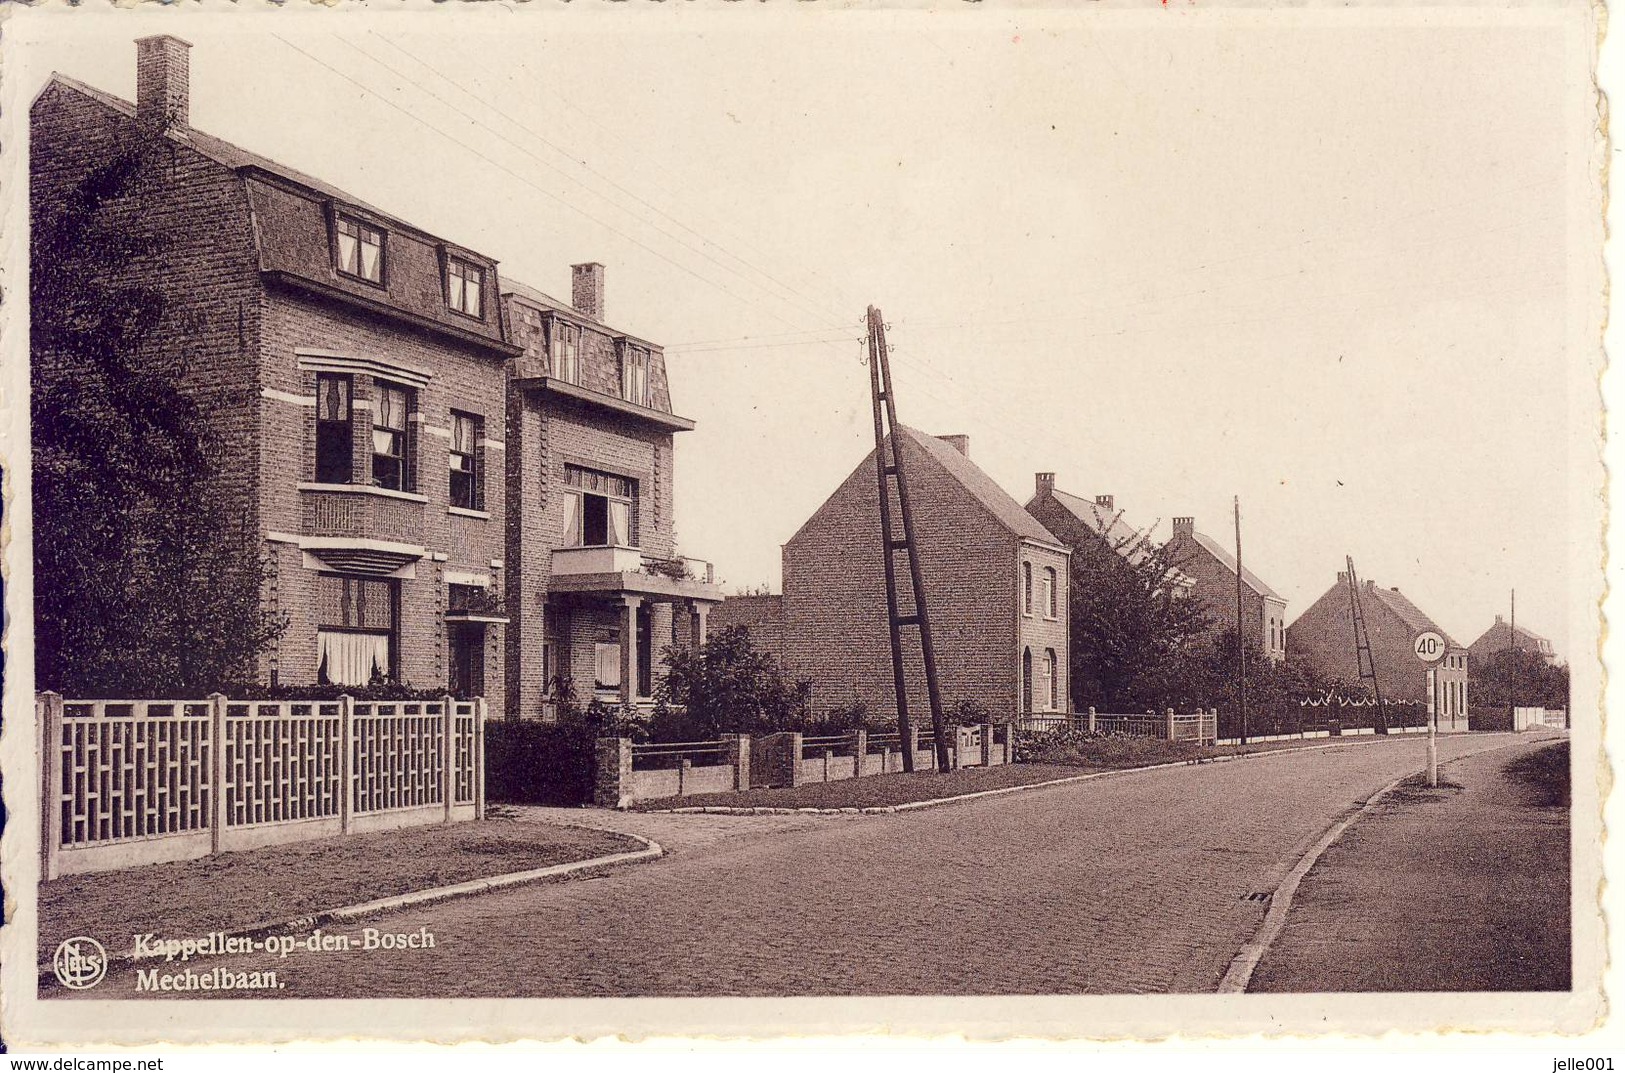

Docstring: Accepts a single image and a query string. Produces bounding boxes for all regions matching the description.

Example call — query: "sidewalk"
[1248,735,1570,992]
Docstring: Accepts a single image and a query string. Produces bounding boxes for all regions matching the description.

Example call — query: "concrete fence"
[1018,708,1219,746]
[595,723,1016,807]
[38,692,485,879]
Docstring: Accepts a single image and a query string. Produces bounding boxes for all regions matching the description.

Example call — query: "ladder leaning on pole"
[1344,555,1390,735]
[864,306,950,773]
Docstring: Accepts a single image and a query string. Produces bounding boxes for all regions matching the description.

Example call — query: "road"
[81,733,1532,998]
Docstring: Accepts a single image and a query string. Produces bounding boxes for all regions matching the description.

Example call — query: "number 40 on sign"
[1413,631,1447,663]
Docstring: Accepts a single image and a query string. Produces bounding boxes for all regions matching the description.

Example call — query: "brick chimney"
[1337,571,1349,584]
[135,35,192,134]
[571,262,605,321]
[1035,472,1055,497]
[1095,494,1115,512]
[1171,516,1194,541]
[1495,614,1505,624]
[937,434,970,458]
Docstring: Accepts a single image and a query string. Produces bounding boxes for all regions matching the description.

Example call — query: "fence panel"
[351,701,446,815]
[59,700,212,846]
[222,701,344,827]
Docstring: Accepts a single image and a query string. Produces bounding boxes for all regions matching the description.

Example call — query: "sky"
[7,7,1598,661]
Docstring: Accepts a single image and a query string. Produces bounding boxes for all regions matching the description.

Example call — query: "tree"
[32,122,286,696]
[1067,525,1214,711]
[650,626,810,740]
[1471,648,1570,713]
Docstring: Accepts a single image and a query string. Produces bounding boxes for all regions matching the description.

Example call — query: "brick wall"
[1016,541,1070,712]
[1163,534,1285,659]
[781,434,1034,720]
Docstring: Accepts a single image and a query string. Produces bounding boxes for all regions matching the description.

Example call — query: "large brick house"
[501,273,723,720]
[1024,476,1193,590]
[1163,516,1287,662]
[779,429,1071,719]
[31,36,722,718]
[1288,571,1470,727]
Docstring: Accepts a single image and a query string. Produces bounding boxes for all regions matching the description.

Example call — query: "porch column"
[691,600,710,650]
[620,595,643,708]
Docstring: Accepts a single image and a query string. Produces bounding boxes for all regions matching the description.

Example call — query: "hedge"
[484,720,599,806]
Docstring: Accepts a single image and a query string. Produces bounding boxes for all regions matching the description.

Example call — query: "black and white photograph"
[0,1,1609,1049]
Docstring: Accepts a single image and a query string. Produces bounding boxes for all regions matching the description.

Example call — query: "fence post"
[475,698,488,819]
[339,694,355,834]
[1087,706,1097,734]
[980,723,993,766]
[1165,708,1176,741]
[595,737,633,808]
[39,692,63,881]
[1208,708,1219,746]
[679,758,692,797]
[721,733,750,790]
[786,732,804,787]
[208,692,228,854]
[442,696,456,823]
[851,729,867,778]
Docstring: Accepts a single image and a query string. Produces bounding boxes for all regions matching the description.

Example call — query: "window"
[447,257,483,317]
[315,575,396,687]
[315,373,353,483]
[449,411,480,510]
[622,345,650,406]
[1045,649,1058,711]
[594,632,622,694]
[555,324,580,384]
[372,383,413,491]
[336,215,384,283]
[562,465,636,548]
[1045,566,1058,618]
[1022,647,1034,713]
[1023,562,1033,615]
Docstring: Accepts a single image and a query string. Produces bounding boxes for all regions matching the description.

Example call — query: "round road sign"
[1413,631,1447,664]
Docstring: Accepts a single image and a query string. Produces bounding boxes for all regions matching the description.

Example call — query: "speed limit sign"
[1413,631,1447,663]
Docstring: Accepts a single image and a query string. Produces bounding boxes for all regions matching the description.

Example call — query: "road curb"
[38,834,663,992]
[640,734,1424,816]
[1214,734,1549,994]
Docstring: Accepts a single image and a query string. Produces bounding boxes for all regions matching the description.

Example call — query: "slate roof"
[897,428,1066,548]
[1183,530,1283,601]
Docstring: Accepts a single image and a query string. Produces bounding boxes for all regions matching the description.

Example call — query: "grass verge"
[38,819,641,961]
[1503,740,1570,807]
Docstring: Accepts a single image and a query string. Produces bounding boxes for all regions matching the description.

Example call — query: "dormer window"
[447,257,483,317]
[336,215,384,284]
[622,345,649,406]
[555,324,580,384]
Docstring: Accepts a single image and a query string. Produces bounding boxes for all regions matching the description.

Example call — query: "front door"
[449,624,485,698]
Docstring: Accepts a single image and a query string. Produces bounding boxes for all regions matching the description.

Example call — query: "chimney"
[937,434,970,458]
[1337,571,1349,584]
[1364,579,1376,592]
[1495,614,1504,624]
[1095,494,1115,512]
[571,262,605,321]
[135,35,193,134]
[1172,516,1194,541]
[1035,472,1055,497]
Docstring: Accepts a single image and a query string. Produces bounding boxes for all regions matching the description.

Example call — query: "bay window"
[372,382,413,491]
[315,373,353,484]
[561,464,636,548]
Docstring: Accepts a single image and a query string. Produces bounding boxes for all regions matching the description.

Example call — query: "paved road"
[81,733,1529,998]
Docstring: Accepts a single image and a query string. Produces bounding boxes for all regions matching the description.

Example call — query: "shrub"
[220,681,452,702]
[946,698,996,727]
[484,719,599,806]
[1013,726,1213,767]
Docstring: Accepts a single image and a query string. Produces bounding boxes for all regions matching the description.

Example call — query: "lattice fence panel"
[351,702,445,814]
[59,701,211,848]
[222,702,344,827]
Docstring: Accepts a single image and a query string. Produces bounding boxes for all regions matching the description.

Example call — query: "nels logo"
[52,936,107,990]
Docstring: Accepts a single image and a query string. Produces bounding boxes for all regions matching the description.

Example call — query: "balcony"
[548,545,721,602]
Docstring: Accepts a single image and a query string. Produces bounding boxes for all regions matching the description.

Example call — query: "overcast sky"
[9,7,1598,660]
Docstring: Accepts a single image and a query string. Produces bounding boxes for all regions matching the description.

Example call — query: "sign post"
[1414,631,1447,787]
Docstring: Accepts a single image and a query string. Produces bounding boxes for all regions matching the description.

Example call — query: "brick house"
[31,37,725,720]
[1468,615,1558,665]
[32,37,517,707]
[501,272,723,720]
[779,430,1071,719]
[707,595,786,658]
[1024,476,1195,592]
[1288,571,1470,727]
[1163,517,1288,662]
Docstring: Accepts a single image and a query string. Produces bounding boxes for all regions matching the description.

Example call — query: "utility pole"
[1234,496,1248,747]
[864,306,950,772]
[1345,556,1389,734]
[1507,588,1516,726]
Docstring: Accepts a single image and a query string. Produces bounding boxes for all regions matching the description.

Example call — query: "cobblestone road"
[82,733,1527,998]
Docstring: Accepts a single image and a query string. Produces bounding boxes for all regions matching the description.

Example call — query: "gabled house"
[33,37,517,707]
[1164,516,1288,662]
[1288,571,1470,727]
[1468,615,1558,665]
[1025,474,1195,587]
[779,430,1071,719]
[502,271,723,721]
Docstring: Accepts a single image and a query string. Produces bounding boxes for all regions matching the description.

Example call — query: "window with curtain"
[449,411,480,509]
[315,575,396,687]
[1045,566,1058,618]
[336,215,384,283]
[622,345,650,406]
[594,638,622,693]
[447,257,483,317]
[1045,649,1058,711]
[315,373,353,484]
[562,465,638,548]
[372,382,413,491]
[555,324,580,384]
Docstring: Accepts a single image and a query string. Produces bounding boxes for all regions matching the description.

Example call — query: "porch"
[543,545,724,713]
